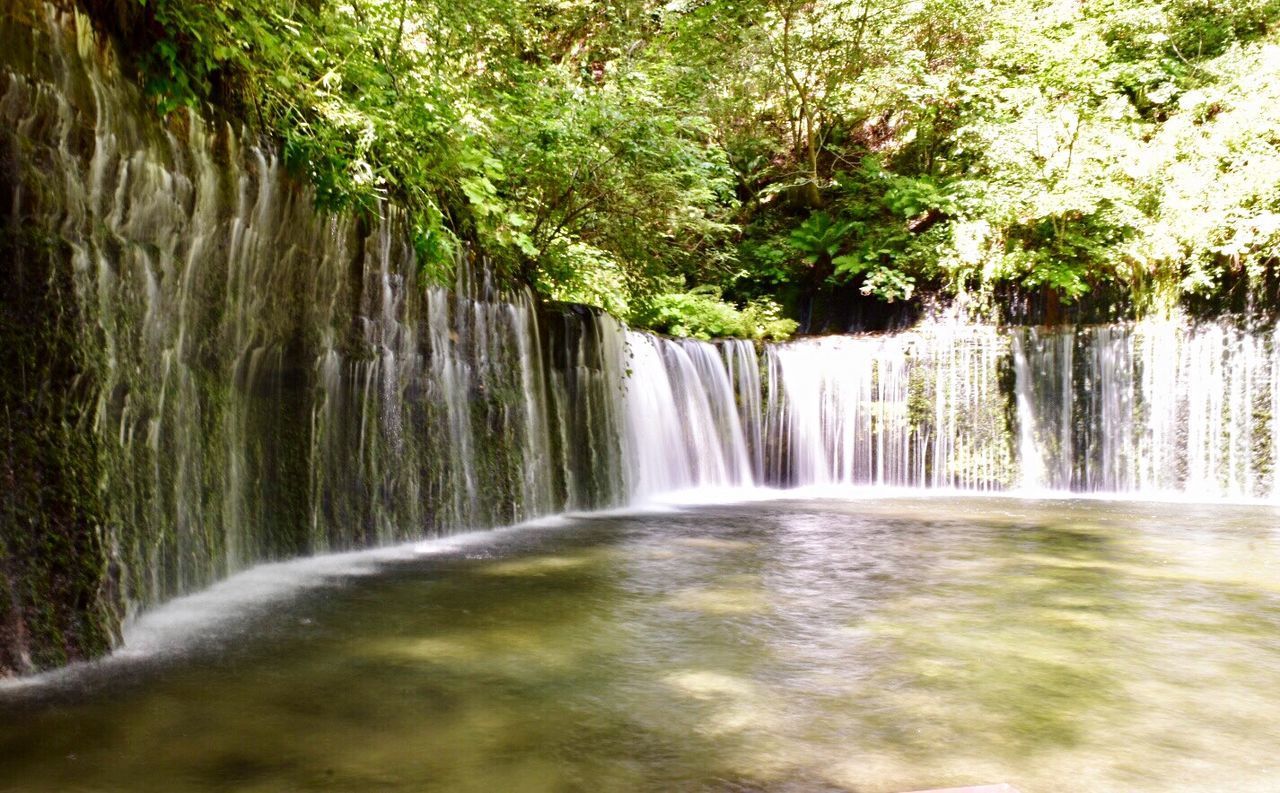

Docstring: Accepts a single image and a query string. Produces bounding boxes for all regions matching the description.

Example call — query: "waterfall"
[765,325,1014,489]
[539,305,630,511]
[1010,321,1280,498]
[765,319,1280,499]
[620,333,757,497]
[1,5,622,602]
[1010,329,1075,491]
[0,8,647,673]
[8,7,1280,677]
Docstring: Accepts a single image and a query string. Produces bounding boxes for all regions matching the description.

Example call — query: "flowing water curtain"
[1158,320,1279,498]
[306,226,568,543]
[776,319,1280,497]
[1011,328,1078,490]
[538,304,631,511]
[764,326,1014,489]
[669,339,755,486]
[720,339,765,481]
[1,7,642,643]
[12,11,358,601]
[922,324,1016,490]
[620,333,756,496]
[13,5,1280,679]
[1008,319,1280,498]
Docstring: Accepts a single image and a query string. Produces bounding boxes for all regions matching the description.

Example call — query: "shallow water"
[3,496,1280,793]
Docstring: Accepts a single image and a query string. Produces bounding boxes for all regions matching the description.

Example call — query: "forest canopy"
[93,0,1280,336]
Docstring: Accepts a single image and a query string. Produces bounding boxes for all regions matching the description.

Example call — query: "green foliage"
[788,213,854,264]
[128,0,738,315]
[133,0,487,278]
[712,0,1280,313]
[741,297,801,340]
[639,289,747,340]
[118,0,1280,331]
[491,63,738,303]
[635,288,796,340]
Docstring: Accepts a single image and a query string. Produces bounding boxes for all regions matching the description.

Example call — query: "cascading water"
[7,6,1280,678]
[620,333,758,496]
[1010,320,1280,498]
[0,8,609,671]
[2,6,602,600]
[762,318,1280,500]
[764,325,1015,489]
[722,339,765,479]
[0,8,769,674]
[539,304,630,511]
[1010,329,1076,490]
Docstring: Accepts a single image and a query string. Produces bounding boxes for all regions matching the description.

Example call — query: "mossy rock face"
[0,128,118,676]
[0,8,644,678]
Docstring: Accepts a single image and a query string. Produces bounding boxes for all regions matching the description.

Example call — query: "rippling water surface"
[3,496,1280,792]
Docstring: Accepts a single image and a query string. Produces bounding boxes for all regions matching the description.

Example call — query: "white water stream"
[754,319,1280,500]
[6,7,1280,675]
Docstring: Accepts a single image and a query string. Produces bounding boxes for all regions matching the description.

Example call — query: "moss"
[996,344,1021,478]
[0,150,119,674]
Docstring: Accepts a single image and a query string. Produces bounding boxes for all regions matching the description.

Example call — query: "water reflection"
[2,497,1279,792]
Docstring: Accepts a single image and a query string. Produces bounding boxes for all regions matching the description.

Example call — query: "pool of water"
[3,496,1280,792]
